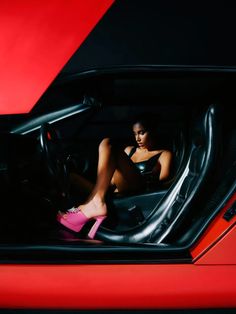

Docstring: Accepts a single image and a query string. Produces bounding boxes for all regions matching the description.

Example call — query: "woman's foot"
[78,195,107,219]
[57,195,107,238]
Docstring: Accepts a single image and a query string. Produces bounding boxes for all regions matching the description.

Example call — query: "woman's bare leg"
[79,138,144,218]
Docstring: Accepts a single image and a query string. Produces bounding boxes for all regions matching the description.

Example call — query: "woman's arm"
[158,150,173,181]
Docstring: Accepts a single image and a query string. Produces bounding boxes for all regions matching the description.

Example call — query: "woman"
[57,115,172,239]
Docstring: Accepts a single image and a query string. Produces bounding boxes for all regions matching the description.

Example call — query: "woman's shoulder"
[157,148,172,154]
[124,146,136,155]
[158,149,173,161]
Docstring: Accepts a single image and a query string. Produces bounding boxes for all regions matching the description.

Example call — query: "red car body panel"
[0,0,114,114]
[195,224,236,265]
[191,192,236,262]
[0,264,236,309]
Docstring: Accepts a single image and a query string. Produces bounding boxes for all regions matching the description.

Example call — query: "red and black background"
[0,0,236,114]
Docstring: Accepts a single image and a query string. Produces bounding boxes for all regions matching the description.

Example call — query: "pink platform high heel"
[57,207,106,239]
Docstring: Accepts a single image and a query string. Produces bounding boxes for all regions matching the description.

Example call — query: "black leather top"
[128,147,162,175]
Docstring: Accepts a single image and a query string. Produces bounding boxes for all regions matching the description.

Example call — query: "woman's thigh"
[112,151,145,193]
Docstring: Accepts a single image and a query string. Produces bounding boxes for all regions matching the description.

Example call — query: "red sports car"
[0,0,235,312]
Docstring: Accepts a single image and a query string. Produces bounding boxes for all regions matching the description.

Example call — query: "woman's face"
[132,122,152,149]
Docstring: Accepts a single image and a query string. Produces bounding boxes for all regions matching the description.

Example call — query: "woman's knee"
[99,137,112,152]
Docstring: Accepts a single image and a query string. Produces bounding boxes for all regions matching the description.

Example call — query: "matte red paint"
[0,0,114,114]
[195,223,236,264]
[0,264,236,309]
[191,192,236,261]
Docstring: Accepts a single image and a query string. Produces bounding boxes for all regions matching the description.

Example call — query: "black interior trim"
[0,243,191,264]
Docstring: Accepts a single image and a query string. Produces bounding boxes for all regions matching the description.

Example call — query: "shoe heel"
[88,216,106,239]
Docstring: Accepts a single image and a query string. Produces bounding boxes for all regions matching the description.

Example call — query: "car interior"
[0,68,235,262]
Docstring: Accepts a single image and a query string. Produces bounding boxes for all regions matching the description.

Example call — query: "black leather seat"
[97,104,221,244]
[168,127,236,247]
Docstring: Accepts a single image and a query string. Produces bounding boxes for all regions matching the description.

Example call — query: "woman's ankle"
[92,193,105,206]
[79,196,107,218]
